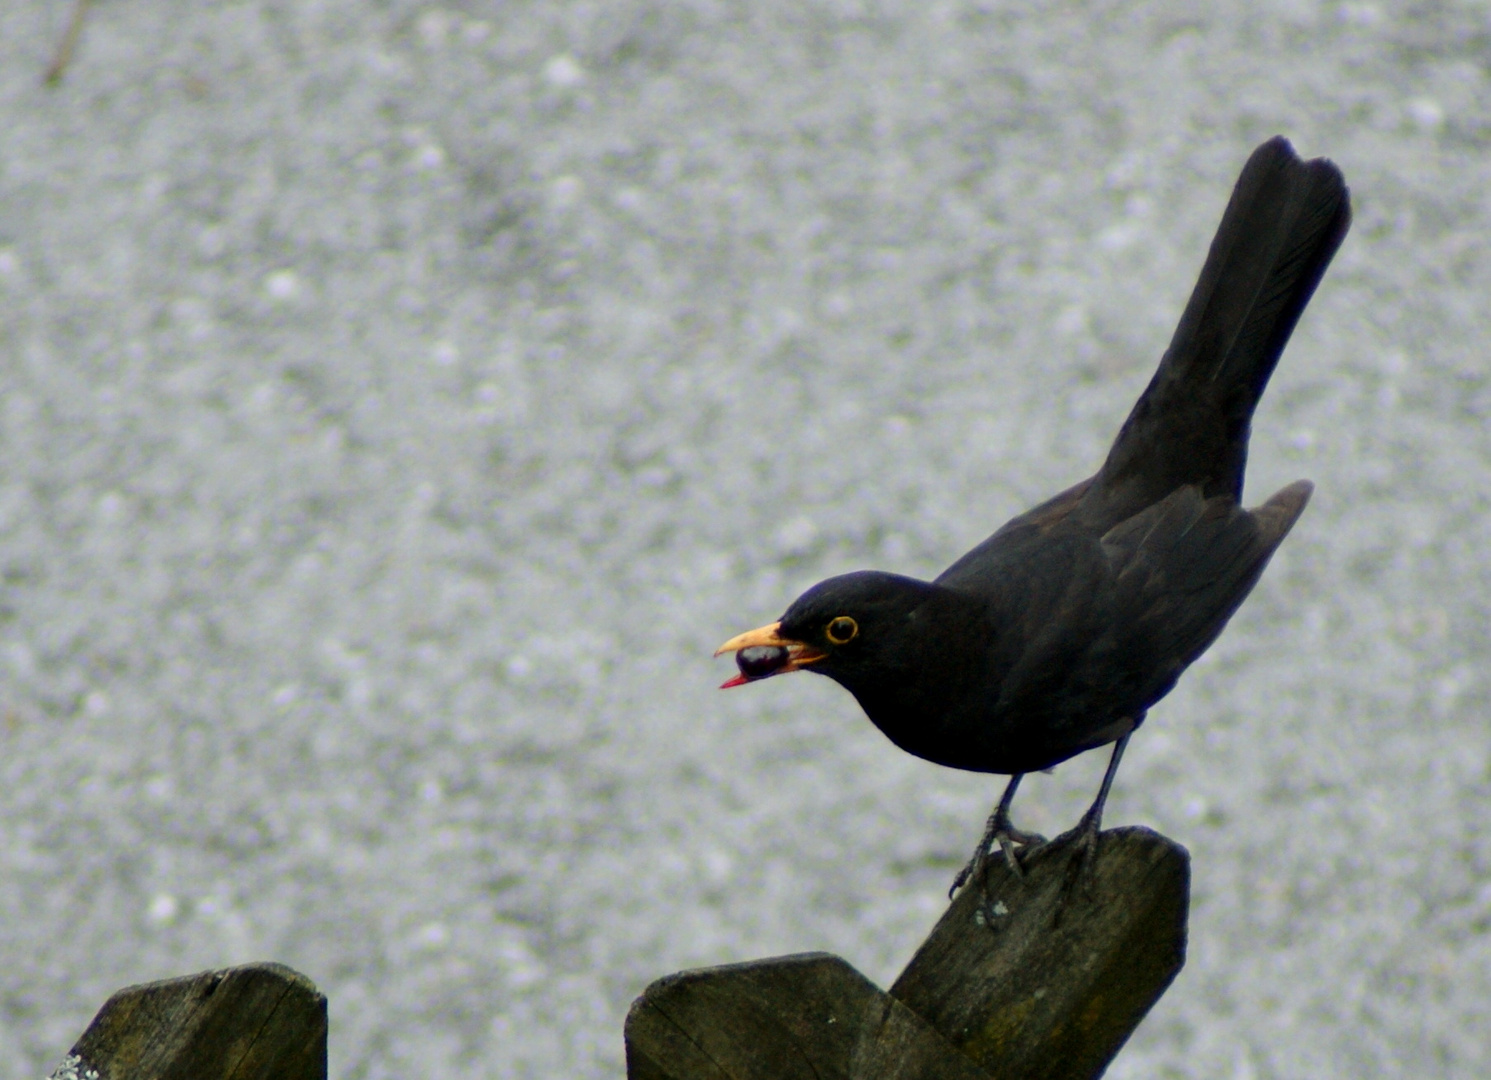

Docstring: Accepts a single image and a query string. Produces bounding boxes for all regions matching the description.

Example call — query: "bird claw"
[992,825,1048,879]
[1051,811,1104,920]
[1072,828,1100,899]
[949,815,1047,899]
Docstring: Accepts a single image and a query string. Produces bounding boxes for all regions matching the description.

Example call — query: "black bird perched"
[715,137,1351,891]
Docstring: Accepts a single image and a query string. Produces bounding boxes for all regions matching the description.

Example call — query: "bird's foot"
[949,812,1046,899]
[1052,808,1104,921]
[992,823,1048,878]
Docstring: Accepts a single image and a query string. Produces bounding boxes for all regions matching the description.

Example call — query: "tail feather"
[1088,137,1350,518]
[1250,478,1314,546]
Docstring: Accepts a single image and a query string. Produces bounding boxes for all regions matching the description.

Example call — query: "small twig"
[43,0,93,87]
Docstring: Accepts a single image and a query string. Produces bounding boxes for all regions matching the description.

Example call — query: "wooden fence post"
[892,825,1188,1079]
[626,826,1189,1079]
[48,829,1185,1078]
[51,961,326,1080]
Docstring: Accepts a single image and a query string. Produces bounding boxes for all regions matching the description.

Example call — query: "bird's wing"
[986,480,1310,749]
[1097,480,1313,680]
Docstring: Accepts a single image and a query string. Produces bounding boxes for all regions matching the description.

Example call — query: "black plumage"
[717,137,1351,885]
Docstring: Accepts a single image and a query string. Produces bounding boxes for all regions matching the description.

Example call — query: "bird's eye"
[826,616,858,645]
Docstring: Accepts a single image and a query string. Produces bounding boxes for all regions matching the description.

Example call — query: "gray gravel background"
[2,1,1489,1077]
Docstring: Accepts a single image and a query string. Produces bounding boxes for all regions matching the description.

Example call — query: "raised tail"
[1089,137,1351,518]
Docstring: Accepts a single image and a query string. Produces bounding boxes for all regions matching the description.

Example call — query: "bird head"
[714,571,941,690]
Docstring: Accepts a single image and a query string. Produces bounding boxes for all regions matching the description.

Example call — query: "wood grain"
[65,961,326,1080]
[891,826,1189,1080]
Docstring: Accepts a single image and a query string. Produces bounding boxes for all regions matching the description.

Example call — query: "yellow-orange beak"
[714,621,827,688]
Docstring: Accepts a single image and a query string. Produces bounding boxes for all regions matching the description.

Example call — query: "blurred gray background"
[1,1,1488,1077]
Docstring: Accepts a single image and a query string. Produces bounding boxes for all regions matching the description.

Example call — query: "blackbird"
[715,137,1351,890]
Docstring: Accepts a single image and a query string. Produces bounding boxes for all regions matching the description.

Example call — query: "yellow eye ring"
[826,616,858,645]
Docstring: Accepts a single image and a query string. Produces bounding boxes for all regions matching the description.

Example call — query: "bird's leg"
[949,773,1045,897]
[1065,732,1131,894]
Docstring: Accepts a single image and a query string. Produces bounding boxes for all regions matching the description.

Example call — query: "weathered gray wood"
[890,826,1189,1080]
[63,961,326,1080]
[628,828,1188,1079]
[625,951,992,1080]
